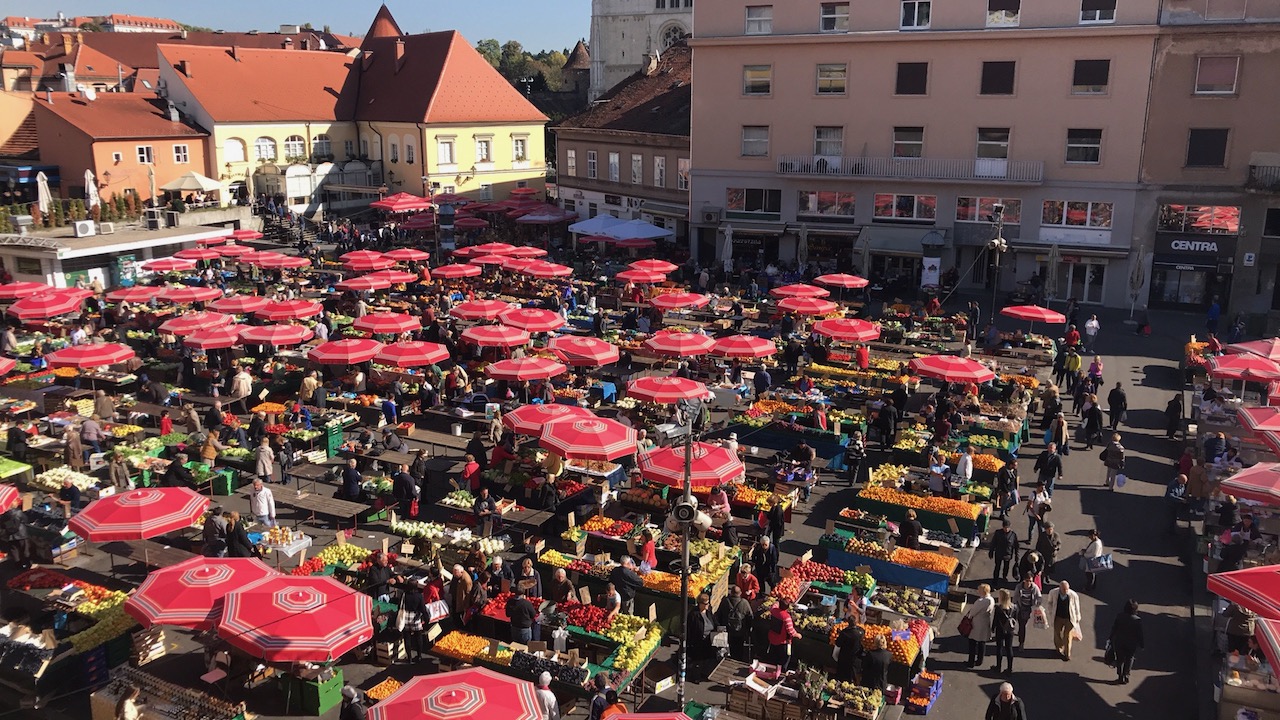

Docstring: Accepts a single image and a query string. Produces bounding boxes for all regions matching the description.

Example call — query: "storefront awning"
[642,201,688,219]
[860,226,927,257]
[720,221,784,236]
[789,222,861,237]
[1011,243,1129,259]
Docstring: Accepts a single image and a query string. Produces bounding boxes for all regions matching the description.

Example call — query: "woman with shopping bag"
[961,583,995,668]
[1079,529,1105,592]
[1050,580,1083,660]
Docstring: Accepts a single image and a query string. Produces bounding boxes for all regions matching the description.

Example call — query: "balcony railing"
[777,155,1044,183]
[1247,165,1280,192]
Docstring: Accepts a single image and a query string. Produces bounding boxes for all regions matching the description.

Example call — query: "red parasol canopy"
[470,254,510,266]
[629,259,679,274]
[366,667,543,720]
[814,273,869,289]
[1239,407,1280,433]
[1257,620,1280,672]
[507,246,548,258]
[454,217,490,230]
[502,404,596,436]
[510,187,540,197]
[1217,462,1280,506]
[485,357,568,381]
[627,376,708,404]
[367,270,419,284]
[540,417,637,461]
[354,312,421,335]
[375,341,451,367]
[462,324,530,348]
[345,256,396,272]
[777,297,839,316]
[308,338,384,365]
[1210,354,1280,382]
[500,258,535,273]
[160,311,234,334]
[813,318,881,343]
[158,286,222,304]
[710,334,778,358]
[909,355,996,383]
[0,281,53,300]
[239,324,314,346]
[452,300,512,320]
[402,215,437,231]
[432,193,470,204]
[336,275,395,292]
[184,325,244,350]
[549,336,620,367]
[0,484,20,511]
[471,242,517,255]
[240,251,285,266]
[174,248,222,261]
[45,343,136,369]
[142,258,196,272]
[616,269,666,284]
[498,308,566,333]
[229,229,263,241]
[433,264,483,279]
[256,300,322,322]
[340,250,386,262]
[7,289,88,320]
[638,443,745,488]
[371,192,433,213]
[521,261,573,278]
[0,357,13,376]
[125,557,279,629]
[384,248,432,262]
[771,283,831,299]
[650,293,710,311]
[257,255,311,270]
[209,294,271,314]
[1001,305,1067,324]
[69,487,209,542]
[1228,338,1280,362]
[215,244,255,257]
[1208,566,1280,619]
[105,286,162,303]
[642,331,716,358]
[196,235,230,247]
[217,575,374,663]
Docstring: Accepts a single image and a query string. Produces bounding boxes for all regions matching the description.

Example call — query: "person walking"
[1024,482,1051,540]
[963,583,995,668]
[1036,521,1062,583]
[1101,433,1126,490]
[1013,575,1042,649]
[1166,474,1189,533]
[249,479,276,528]
[1079,529,1104,592]
[1106,382,1128,430]
[1033,444,1063,497]
[984,682,1028,720]
[1108,600,1144,684]
[1083,314,1100,353]
[766,599,800,671]
[1165,394,1184,439]
[254,437,276,484]
[1050,580,1082,661]
[990,588,1017,674]
[989,519,1020,583]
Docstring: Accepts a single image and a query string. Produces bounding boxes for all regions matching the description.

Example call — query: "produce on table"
[823,682,883,716]
[557,601,610,633]
[560,527,585,542]
[264,424,289,435]
[790,560,845,583]
[620,488,669,511]
[869,465,909,485]
[390,518,446,540]
[154,432,191,446]
[315,543,374,567]
[284,429,322,442]
[861,623,921,665]
[925,529,966,547]
[857,486,981,520]
[366,678,403,701]
[838,536,893,561]
[434,630,491,661]
[870,586,939,619]
[891,547,960,575]
[771,576,803,603]
[538,549,573,568]
[581,516,635,537]
[510,648,588,685]
[291,557,326,576]
[220,447,252,460]
[483,591,545,618]
[110,424,144,438]
[32,467,97,492]
[999,374,1040,390]
[844,570,875,594]
[251,402,288,414]
[442,489,475,508]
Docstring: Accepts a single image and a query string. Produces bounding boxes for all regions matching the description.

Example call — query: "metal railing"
[777,155,1045,183]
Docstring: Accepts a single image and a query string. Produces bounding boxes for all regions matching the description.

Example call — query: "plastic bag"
[1031,605,1048,630]
[1070,626,1083,642]
[1116,474,1127,488]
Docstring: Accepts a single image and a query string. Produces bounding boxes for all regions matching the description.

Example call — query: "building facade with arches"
[589,0,692,100]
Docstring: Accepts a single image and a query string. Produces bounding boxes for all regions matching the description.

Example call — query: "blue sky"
[39,1,592,52]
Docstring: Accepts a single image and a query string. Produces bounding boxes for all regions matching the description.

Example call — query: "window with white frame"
[563,199,576,213]
[1195,56,1240,94]
[798,190,855,218]
[283,135,305,159]
[893,127,924,158]
[313,134,332,157]
[405,143,414,164]
[977,128,1010,160]
[1080,0,1116,23]
[1065,129,1102,164]
[873,193,937,220]
[479,184,493,200]
[956,197,1022,223]
[741,126,770,157]
[654,156,666,188]
[678,158,690,190]
[136,145,154,164]
[631,154,643,184]
[608,152,620,182]
[745,5,773,34]
[587,150,598,179]
[476,138,493,163]
[438,138,456,165]
[566,149,577,177]
[344,140,354,158]
[987,0,1020,27]
[389,142,399,163]
[820,3,850,31]
[223,138,246,163]
[1041,199,1113,228]
[743,65,772,95]
[817,64,847,94]
[901,0,931,29]
[360,138,369,157]
[814,126,844,156]
[513,136,528,161]
[172,144,189,164]
[255,137,277,161]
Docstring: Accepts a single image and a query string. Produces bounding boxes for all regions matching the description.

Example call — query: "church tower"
[588,0,691,101]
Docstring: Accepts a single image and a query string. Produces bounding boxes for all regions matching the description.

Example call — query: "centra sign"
[1169,239,1218,252]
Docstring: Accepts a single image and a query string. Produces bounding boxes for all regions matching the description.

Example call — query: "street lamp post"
[988,204,1008,320]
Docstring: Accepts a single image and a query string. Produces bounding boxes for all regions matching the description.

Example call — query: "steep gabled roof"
[34,92,207,140]
[557,43,690,137]
[563,40,590,71]
[0,111,39,161]
[362,4,403,47]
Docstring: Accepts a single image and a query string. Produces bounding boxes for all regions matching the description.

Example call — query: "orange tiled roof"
[0,111,39,161]
[362,4,403,46]
[158,44,351,122]
[44,29,355,70]
[104,14,182,31]
[563,40,590,71]
[34,92,207,140]
[557,43,690,137]
[2,16,37,28]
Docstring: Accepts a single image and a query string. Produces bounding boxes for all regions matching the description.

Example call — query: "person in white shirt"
[69,325,88,346]
[955,446,974,486]
[1079,529,1104,591]
[1083,315,1101,353]
[313,321,329,341]
[535,672,559,720]
[725,432,740,455]
[249,479,276,527]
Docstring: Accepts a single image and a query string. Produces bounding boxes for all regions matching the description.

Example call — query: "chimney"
[282,37,293,49]
[166,102,179,122]
[44,89,52,104]
[231,45,240,61]
[301,38,310,51]
[180,28,187,39]
[395,38,405,65]
[179,60,192,78]
[61,34,72,55]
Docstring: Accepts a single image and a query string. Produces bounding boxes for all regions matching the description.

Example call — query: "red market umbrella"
[432,193,470,204]
[909,355,996,383]
[256,300,322,322]
[69,487,209,542]
[1228,338,1280,362]
[257,255,311,270]
[1217,462,1280,506]
[462,325,530,348]
[0,357,14,375]
[452,300,512,320]
[521,261,573,279]
[616,238,656,249]
[368,270,419,284]
[375,341,450,367]
[642,332,716,358]
[1239,407,1280,433]
[433,264,483,279]
[230,229,263,241]
[309,338,384,365]
[0,282,50,301]
[384,248,432,262]
[371,192,433,213]
[217,575,374,663]
[105,286,162,303]
[0,484,19,510]
[7,290,87,320]
[486,358,568,381]
[209,294,271,314]
[340,250,386,262]
[814,273,869,289]
[450,246,478,259]
[771,283,831,299]
[345,256,396,272]
[629,259,678,274]
[46,343,136,369]
[1001,305,1067,325]
[1259,620,1280,672]
[777,297,839,316]
[711,334,777,358]
[1210,354,1280,382]
[1208,566,1280,619]
[510,187,540,197]
[402,215,437,231]
[240,251,285,266]
[814,318,881,343]
[540,417,637,461]
[367,667,542,720]
[549,336,620,367]
[616,269,666,284]
[184,325,244,350]
[336,275,395,292]
[125,557,279,630]
[174,248,222,261]
[507,246,548,258]
[354,312,421,335]
[160,311,234,334]
[639,443,745,488]
[651,293,710,311]
[215,244,255,258]
[239,324,314,346]
[502,404,596,436]
[159,286,222,304]
[500,258,535,273]
[196,235,230,247]
[498,308,566,333]
[470,254,511,266]
[627,376,708,404]
[472,242,517,255]
[142,258,197,273]
[454,217,490,230]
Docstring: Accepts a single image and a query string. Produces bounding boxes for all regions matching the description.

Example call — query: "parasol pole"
[677,407,694,707]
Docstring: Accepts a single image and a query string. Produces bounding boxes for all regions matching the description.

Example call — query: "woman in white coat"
[964,582,995,667]
[1079,529,1104,592]
[1051,580,1083,660]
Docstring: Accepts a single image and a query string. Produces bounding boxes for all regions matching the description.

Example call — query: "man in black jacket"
[506,586,537,643]
[1036,521,1062,583]
[164,453,196,487]
[860,634,892,691]
[715,585,754,661]
[750,536,780,593]
[1106,382,1128,430]
[391,463,418,518]
[989,519,1020,583]
[609,557,644,615]
[1033,444,1063,497]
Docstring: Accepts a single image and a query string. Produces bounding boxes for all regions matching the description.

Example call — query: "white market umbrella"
[1043,244,1061,301]
[84,170,100,210]
[160,171,222,193]
[36,171,51,214]
[797,224,810,266]
[601,218,675,241]
[721,224,733,266]
[1128,244,1148,320]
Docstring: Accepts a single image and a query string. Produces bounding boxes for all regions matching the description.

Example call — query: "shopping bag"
[958,615,974,638]
[1103,640,1116,666]
[1085,553,1114,573]
[1031,605,1048,630]
[1070,626,1083,642]
[1115,474,1127,488]
[409,499,420,518]
[712,631,730,648]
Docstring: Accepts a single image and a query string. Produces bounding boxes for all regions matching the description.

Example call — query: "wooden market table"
[238,485,370,530]
[101,540,198,576]
[286,461,338,493]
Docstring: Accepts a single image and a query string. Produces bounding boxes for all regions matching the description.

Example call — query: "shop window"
[678,158,690,190]
[1065,129,1103,164]
[14,257,41,275]
[798,190,856,218]
[743,65,772,95]
[980,61,1016,95]
[1071,60,1110,95]
[1157,204,1240,234]
[956,197,1021,224]
[654,156,666,188]
[893,127,924,158]
[1186,129,1230,168]
[1151,268,1210,306]
[1265,208,1280,237]
[1195,56,1239,95]
[1080,0,1116,22]
[1042,199,1112,228]
[873,193,936,221]
[726,188,782,214]
[817,64,847,95]
[896,62,928,95]
[987,0,1020,27]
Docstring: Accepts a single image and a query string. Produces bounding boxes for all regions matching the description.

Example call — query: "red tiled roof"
[0,50,41,68]
[130,68,160,93]
[34,92,207,140]
[2,42,132,83]
[342,30,546,124]
[563,40,590,71]
[0,111,39,161]
[557,43,690,137]
[159,44,351,122]
[362,4,403,46]
[103,14,182,31]
[45,30,356,70]
[2,17,37,28]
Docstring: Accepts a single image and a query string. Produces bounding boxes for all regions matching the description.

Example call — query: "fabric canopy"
[601,219,675,241]
[568,214,626,235]
[160,171,221,192]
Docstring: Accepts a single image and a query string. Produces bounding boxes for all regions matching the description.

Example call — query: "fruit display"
[560,527,585,542]
[891,547,960,576]
[620,488,669,511]
[315,543,374,567]
[823,682,883,717]
[924,530,966,548]
[861,624,921,665]
[794,613,834,634]
[264,424,289,435]
[390,518,446,540]
[483,592,545,618]
[557,601,610,633]
[366,677,403,701]
[1000,373,1040,390]
[870,464,909,485]
[262,526,300,545]
[842,537,893,561]
[790,560,845,583]
[32,467,97,492]
[581,516,635,537]
[951,452,1004,473]
[750,399,811,415]
[220,447,252,460]
[251,402,288,414]
[641,570,683,594]
[68,603,135,653]
[858,486,981,520]
[870,586,940,619]
[844,570,875,594]
[442,489,475,508]
[109,424,144,438]
[967,434,1008,450]
[771,576,803,603]
[838,508,887,525]
[291,557,326,576]
[155,432,191,446]
[538,549,574,568]
[434,630,490,661]
[510,649,588,685]
[960,483,993,500]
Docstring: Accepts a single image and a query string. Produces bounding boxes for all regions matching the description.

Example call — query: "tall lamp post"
[987,203,1008,320]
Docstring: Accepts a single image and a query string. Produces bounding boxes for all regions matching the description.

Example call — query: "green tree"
[78,21,103,32]
[499,40,531,80]
[475,39,501,68]
[180,23,215,33]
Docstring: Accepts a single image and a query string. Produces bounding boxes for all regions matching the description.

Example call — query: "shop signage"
[604,194,623,206]
[1155,232,1236,257]
[1169,239,1219,252]
[920,257,941,287]
[1037,227,1112,246]
[1245,253,1257,267]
